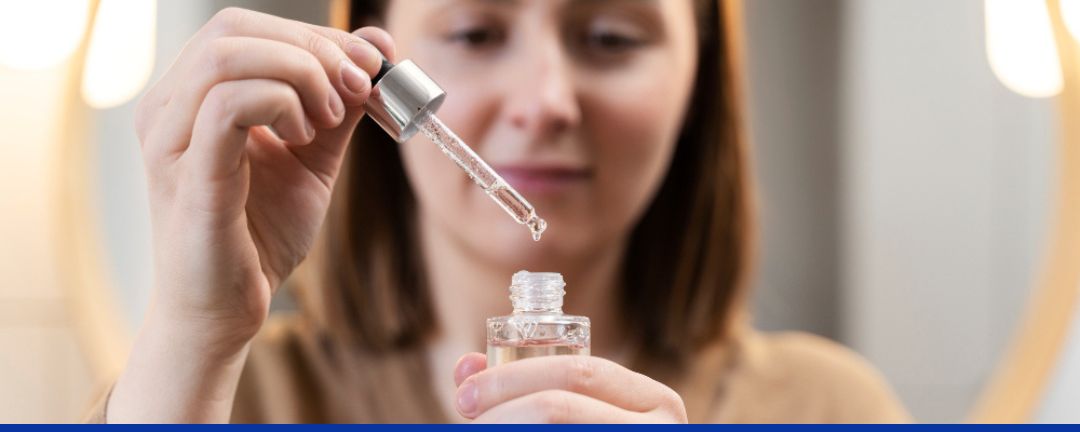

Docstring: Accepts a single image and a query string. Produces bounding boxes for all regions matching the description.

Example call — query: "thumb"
[288,107,366,186]
[454,353,487,387]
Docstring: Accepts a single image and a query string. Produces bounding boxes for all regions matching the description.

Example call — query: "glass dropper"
[363,59,547,241]
[415,111,547,241]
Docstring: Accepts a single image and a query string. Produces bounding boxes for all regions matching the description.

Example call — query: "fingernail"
[347,41,382,73]
[457,380,478,416]
[340,60,370,96]
[329,91,344,118]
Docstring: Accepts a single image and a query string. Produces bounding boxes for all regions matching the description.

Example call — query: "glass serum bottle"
[486,271,591,367]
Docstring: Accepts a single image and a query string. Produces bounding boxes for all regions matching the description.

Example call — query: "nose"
[504,40,582,140]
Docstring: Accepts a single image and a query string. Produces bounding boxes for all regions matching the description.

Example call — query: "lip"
[492,165,592,195]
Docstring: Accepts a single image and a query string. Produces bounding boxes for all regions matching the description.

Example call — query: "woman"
[89,0,909,423]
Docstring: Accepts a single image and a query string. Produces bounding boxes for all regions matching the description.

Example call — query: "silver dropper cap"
[364,59,446,143]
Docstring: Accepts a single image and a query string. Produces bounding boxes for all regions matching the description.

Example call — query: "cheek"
[399,130,470,222]
[391,34,498,230]
[397,85,513,242]
[582,73,689,235]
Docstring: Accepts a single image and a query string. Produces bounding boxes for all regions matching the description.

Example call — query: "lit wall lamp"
[0,1,92,70]
[1062,0,1080,43]
[985,0,1064,97]
[0,0,156,109]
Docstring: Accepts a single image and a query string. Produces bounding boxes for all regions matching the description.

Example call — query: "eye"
[585,29,644,52]
[578,17,650,58]
[447,25,506,49]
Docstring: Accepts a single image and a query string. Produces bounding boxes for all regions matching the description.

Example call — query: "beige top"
[85,313,910,423]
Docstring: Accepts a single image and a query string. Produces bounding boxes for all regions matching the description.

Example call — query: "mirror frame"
[55,0,130,382]
[970,0,1080,422]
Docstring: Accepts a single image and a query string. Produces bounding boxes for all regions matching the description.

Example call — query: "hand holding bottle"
[452,353,688,423]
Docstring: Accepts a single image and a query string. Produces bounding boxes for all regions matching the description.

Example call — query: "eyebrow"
[466,0,657,5]
[426,0,660,19]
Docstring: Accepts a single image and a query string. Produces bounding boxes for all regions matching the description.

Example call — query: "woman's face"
[385,0,699,268]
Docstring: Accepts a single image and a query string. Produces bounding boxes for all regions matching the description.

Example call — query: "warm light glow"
[81,0,156,109]
[1062,0,1080,42]
[985,0,1063,98]
[0,0,92,70]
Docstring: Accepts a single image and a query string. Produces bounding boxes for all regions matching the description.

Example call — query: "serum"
[486,271,591,367]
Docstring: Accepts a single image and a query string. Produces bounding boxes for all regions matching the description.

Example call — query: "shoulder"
[712,330,911,423]
[242,313,316,384]
[235,313,446,423]
[232,313,325,423]
[249,312,308,360]
[752,331,894,394]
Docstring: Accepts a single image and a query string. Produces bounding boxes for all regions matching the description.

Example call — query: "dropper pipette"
[363,59,547,241]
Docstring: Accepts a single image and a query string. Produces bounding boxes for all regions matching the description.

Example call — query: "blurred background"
[1,0,1079,423]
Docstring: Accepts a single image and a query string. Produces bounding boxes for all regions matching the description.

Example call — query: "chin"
[472,221,545,254]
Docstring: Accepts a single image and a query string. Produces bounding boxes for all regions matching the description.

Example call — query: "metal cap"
[363,59,446,143]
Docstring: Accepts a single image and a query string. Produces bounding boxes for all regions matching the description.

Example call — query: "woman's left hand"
[453,353,688,423]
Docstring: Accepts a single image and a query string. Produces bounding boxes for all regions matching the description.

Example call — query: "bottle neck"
[509,271,565,313]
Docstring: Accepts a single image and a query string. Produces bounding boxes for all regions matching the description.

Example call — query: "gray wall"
[839,0,1054,422]
[744,0,843,340]
[745,0,1056,422]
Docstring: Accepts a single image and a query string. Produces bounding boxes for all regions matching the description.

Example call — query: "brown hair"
[296,0,755,367]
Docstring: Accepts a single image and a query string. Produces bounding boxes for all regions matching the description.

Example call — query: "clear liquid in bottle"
[487,340,590,365]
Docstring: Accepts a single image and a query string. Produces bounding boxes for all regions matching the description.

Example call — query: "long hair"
[295,0,756,368]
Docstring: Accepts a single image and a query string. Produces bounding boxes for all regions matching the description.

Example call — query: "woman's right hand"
[108,9,394,422]
[137,8,392,350]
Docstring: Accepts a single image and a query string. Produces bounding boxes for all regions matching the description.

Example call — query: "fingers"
[351,26,396,63]
[204,37,343,127]
[197,8,388,105]
[454,353,488,387]
[455,355,681,420]
[285,105,367,189]
[140,8,395,160]
[471,390,652,424]
[257,26,399,186]
[145,36,346,161]
[187,79,309,185]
